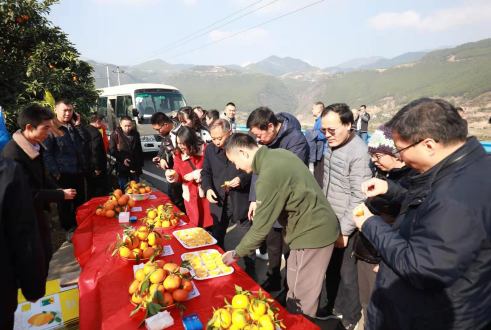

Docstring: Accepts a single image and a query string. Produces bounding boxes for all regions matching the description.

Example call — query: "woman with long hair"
[177,106,212,143]
[165,126,212,228]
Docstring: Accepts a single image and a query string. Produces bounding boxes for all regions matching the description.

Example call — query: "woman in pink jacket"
[165,126,213,228]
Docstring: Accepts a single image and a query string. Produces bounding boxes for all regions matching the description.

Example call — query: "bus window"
[97,97,108,117]
[116,95,132,117]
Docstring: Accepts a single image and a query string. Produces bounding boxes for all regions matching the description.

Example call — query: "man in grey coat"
[316,103,372,330]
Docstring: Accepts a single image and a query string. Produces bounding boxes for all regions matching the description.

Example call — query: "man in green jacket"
[222,133,339,320]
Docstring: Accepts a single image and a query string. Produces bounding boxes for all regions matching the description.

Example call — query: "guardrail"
[236,125,491,153]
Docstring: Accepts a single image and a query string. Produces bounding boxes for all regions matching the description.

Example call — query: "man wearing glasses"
[355,98,491,330]
[316,103,372,330]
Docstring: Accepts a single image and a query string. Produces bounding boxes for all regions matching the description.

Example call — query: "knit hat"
[368,124,397,157]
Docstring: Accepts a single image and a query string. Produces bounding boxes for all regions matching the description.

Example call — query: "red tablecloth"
[73,191,319,330]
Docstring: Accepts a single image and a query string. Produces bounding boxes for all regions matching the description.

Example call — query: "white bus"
[95,83,186,152]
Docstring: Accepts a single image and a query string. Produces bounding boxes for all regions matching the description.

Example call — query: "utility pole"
[105,64,111,87]
[112,66,125,86]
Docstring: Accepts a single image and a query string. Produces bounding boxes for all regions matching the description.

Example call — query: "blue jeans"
[357,131,368,144]
[118,173,139,191]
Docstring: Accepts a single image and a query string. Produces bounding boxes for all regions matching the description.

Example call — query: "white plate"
[181,249,235,280]
[172,228,217,249]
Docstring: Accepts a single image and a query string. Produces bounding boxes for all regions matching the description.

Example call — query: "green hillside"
[312,39,491,108]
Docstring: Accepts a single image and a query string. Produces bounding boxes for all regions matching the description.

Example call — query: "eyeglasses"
[370,153,387,161]
[154,125,163,132]
[321,124,344,136]
[394,140,424,155]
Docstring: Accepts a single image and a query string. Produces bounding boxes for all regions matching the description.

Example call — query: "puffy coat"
[108,127,144,176]
[167,143,213,228]
[322,132,372,236]
[43,117,91,177]
[363,137,491,330]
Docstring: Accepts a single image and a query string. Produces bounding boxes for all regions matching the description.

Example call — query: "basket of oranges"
[95,189,136,219]
[129,258,193,326]
[106,224,171,264]
[141,203,184,231]
[126,181,153,201]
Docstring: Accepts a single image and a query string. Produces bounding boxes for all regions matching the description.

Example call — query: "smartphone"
[71,112,78,122]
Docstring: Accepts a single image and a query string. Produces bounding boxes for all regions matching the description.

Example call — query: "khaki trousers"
[286,244,334,321]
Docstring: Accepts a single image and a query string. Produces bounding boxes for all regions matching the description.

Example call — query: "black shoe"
[274,288,288,308]
[335,319,358,330]
[316,306,343,321]
[260,276,282,292]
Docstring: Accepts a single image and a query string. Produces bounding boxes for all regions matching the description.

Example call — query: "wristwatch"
[232,250,240,260]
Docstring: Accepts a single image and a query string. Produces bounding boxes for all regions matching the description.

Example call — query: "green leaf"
[224,297,231,306]
[111,249,118,257]
[155,290,164,304]
[139,280,149,296]
[55,317,62,323]
[235,285,243,294]
[129,303,142,317]
[137,309,149,328]
[50,311,57,316]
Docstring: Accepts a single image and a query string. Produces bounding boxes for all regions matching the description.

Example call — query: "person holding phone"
[43,99,91,242]
[108,116,143,190]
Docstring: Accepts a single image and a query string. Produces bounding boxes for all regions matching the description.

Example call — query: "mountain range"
[88,38,491,140]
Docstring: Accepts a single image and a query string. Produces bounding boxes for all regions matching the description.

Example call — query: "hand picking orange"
[354,204,364,216]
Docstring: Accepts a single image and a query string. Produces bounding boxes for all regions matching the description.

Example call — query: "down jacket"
[322,132,372,236]
[363,137,491,330]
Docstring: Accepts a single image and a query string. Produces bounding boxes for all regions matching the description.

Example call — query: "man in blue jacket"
[44,99,91,242]
[306,102,327,187]
[247,107,309,302]
[356,98,491,330]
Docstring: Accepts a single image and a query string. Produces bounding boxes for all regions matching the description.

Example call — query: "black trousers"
[212,194,255,268]
[56,173,86,231]
[325,233,362,324]
[87,174,108,199]
[313,156,324,188]
[266,227,290,281]
[171,182,186,214]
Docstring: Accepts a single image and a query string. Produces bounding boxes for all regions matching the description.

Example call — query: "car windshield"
[134,92,185,123]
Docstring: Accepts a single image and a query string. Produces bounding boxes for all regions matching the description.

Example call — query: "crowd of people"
[1,97,490,330]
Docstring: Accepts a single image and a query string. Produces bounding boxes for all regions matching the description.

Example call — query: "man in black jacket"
[201,119,255,277]
[1,105,76,270]
[354,105,370,143]
[150,112,185,213]
[86,113,108,198]
[108,116,144,190]
[356,98,491,330]
[0,156,47,330]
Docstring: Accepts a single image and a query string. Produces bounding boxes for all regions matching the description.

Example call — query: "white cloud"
[241,60,253,67]
[368,1,491,33]
[209,28,270,46]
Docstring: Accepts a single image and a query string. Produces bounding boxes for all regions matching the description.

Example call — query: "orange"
[150,269,165,284]
[135,269,146,282]
[118,197,127,206]
[136,227,149,241]
[172,288,189,302]
[132,248,143,259]
[232,294,249,309]
[127,199,136,208]
[104,203,115,211]
[113,189,123,197]
[354,205,364,216]
[144,262,158,275]
[119,246,132,258]
[139,241,149,250]
[162,292,174,306]
[143,247,156,259]
[139,188,146,194]
[148,211,157,219]
[130,180,137,185]
[163,263,179,273]
[181,278,194,292]
[126,189,134,194]
[155,259,166,268]
[131,292,142,304]
[106,210,115,218]
[163,274,181,292]
[96,208,102,216]
[145,186,152,192]
[125,236,140,249]
[147,232,159,246]
[128,279,140,294]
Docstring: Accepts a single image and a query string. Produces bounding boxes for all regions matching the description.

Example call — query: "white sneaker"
[256,249,269,260]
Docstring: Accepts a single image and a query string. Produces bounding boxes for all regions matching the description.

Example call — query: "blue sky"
[48,0,491,68]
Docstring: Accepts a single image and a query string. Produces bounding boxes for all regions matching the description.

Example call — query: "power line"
[164,1,324,61]
[132,0,264,64]
[123,72,143,83]
[134,0,278,65]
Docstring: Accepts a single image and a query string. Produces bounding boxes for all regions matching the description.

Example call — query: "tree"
[0,0,99,132]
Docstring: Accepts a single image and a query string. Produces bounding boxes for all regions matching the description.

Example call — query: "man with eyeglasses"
[354,98,491,330]
[316,103,372,330]
[150,112,185,212]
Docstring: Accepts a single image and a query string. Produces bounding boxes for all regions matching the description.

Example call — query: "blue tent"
[0,106,12,152]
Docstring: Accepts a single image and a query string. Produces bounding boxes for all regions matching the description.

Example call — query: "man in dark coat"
[108,116,144,190]
[150,112,185,213]
[201,119,255,277]
[356,98,491,330]
[1,104,75,272]
[86,112,108,198]
[0,156,47,330]
[43,99,90,241]
[246,107,309,298]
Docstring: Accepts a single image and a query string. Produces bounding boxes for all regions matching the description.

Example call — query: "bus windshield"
[134,91,185,120]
